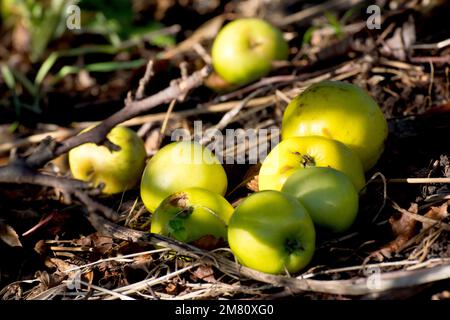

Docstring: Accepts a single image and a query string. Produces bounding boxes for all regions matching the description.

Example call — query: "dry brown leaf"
[204,72,235,92]
[0,222,22,247]
[191,265,216,283]
[368,203,419,261]
[34,239,48,255]
[381,16,416,61]
[165,282,179,295]
[46,257,78,273]
[76,233,114,254]
[423,203,448,229]
[144,128,162,154]
[126,253,153,273]
[83,270,94,292]
[246,175,259,192]
[133,253,153,265]
[390,203,419,238]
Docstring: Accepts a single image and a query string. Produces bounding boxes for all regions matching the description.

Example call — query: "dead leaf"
[0,221,22,247]
[231,165,260,192]
[423,202,448,230]
[381,16,416,61]
[127,254,153,273]
[390,203,419,237]
[83,270,94,292]
[246,175,259,192]
[75,233,114,254]
[368,203,419,261]
[34,239,48,255]
[46,257,78,273]
[144,128,162,155]
[165,282,179,295]
[191,265,216,283]
[204,72,235,92]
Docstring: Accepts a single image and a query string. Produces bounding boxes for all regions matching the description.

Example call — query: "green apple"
[228,190,315,274]
[68,126,147,194]
[282,167,359,233]
[151,187,234,247]
[259,136,366,192]
[211,18,289,86]
[140,141,227,213]
[282,81,388,171]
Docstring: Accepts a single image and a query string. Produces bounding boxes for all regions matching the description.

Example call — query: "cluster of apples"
[210,19,388,273]
[68,18,388,275]
[234,79,388,274]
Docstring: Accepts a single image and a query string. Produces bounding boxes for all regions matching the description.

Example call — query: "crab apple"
[140,141,227,212]
[68,126,146,194]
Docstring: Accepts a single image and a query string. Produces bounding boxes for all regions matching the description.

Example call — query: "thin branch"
[388,177,450,184]
[135,60,155,100]
[20,65,210,169]
[0,65,210,221]
[87,212,450,296]
[0,161,118,220]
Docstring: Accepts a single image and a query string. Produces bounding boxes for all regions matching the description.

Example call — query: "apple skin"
[140,141,227,213]
[211,18,289,86]
[258,136,365,192]
[151,187,234,245]
[282,167,359,233]
[228,190,315,274]
[68,126,147,194]
[282,81,388,171]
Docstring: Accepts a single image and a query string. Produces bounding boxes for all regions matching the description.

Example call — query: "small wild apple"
[211,18,289,86]
[281,81,388,171]
[140,141,227,213]
[68,126,147,194]
[228,190,315,274]
[151,187,234,246]
[258,136,366,192]
[282,167,359,233]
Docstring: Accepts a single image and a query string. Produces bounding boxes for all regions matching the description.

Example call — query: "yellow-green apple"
[211,18,289,86]
[282,167,359,233]
[68,126,146,194]
[258,136,365,191]
[282,81,388,171]
[151,187,234,247]
[140,141,227,213]
[228,190,315,274]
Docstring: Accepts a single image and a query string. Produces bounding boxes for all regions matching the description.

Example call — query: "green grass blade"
[1,64,16,90]
[53,59,146,83]
[35,52,59,86]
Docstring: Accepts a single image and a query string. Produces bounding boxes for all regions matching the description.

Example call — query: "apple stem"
[301,154,316,168]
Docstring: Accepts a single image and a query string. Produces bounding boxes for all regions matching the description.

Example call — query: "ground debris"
[368,204,419,261]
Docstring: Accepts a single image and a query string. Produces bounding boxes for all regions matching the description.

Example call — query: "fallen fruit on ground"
[211,18,289,86]
[228,190,315,274]
[282,167,359,233]
[258,136,366,192]
[140,141,227,212]
[281,80,388,171]
[68,126,147,194]
[151,187,234,247]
